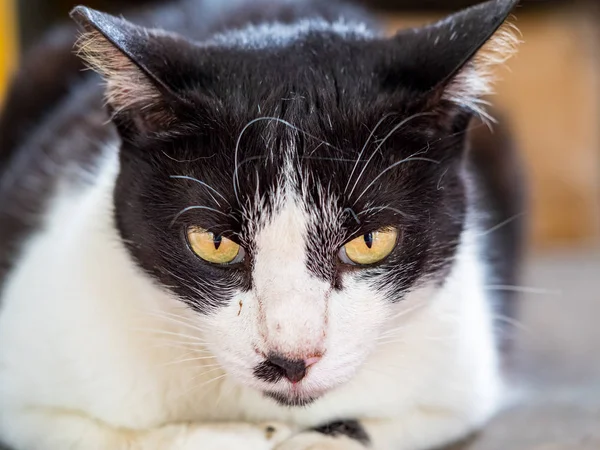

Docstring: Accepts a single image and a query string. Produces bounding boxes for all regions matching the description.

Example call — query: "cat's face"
[71,0,518,405]
[115,103,465,405]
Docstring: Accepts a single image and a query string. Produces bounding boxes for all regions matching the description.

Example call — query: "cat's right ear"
[381,0,520,121]
[70,6,195,134]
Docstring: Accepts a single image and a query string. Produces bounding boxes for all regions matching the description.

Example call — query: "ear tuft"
[71,6,180,129]
[75,29,164,119]
[443,21,521,123]
[384,0,521,124]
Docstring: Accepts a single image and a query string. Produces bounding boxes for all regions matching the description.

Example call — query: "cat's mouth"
[263,388,322,407]
[261,376,329,407]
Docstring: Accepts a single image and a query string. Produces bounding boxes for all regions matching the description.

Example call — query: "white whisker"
[485,285,562,296]
[476,213,525,237]
[233,116,339,204]
[358,205,416,220]
[170,175,230,207]
[170,205,231,227]
[347,112,434,199]
[162,357,219,368]
[353,155,439,206]
[134,327,209,344]
[345,112,397,194]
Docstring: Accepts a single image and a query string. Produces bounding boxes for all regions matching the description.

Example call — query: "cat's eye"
[186,226,244,264]
[339,228,398,265]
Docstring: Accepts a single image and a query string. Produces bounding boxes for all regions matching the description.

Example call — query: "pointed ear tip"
[69,5,113,29]
[492,0,520,14]
[69,5,99,27]
[70,5,90,19]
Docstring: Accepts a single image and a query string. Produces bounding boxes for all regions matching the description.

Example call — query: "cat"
[0,0,524,449]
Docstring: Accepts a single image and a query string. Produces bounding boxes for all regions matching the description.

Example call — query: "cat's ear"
[70,6,194,133]
[384,0,520,120]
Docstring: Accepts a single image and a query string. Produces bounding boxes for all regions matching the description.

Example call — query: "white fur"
[0,145,501,450]
[207,19,376,50]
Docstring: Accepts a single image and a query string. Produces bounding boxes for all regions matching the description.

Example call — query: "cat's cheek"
[198,290,265,381]
[287,275,391,393]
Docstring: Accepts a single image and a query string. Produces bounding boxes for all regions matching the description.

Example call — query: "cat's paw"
[179,422,294,450]
[275,432,366,450]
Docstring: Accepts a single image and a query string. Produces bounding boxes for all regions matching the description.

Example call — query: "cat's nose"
[267,354,306,383]
[265,354,320,383]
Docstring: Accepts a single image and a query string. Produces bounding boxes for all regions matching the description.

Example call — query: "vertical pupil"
[364,232,373,249]
[213,234,222,250]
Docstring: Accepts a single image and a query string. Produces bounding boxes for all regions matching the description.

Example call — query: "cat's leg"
[276,411,487,450]
[275,421,368,450]
[0,408,294,450]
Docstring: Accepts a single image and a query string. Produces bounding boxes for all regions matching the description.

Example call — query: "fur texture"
[0,0,522,449]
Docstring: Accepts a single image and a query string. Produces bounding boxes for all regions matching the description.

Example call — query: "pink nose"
[304,355,322,368]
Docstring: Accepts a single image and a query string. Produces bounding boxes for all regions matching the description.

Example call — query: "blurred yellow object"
[0,0,18,104]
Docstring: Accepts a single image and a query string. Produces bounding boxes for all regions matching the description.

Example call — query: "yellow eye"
[340,228,398,265]
[187,227,243,264]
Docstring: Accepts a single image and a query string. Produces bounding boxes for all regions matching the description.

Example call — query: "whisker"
[347,112,434,199]
[353,155,439,206]
[233,116,340,204]
[170,205,231,227]
[344,113,395,194]
[358,205,417,220]
[144,310,207,335]
[170,175,230,207]
[162,357,219,367]
[177,372,228,402]
[233,155,268,207]
[485,285,562,296]
[377,302,429,339]
[345,112,397,194]
[214,378,238,409]
[477,213,525,237]
[342,207,361,225]
[161,151,216,163]
[134,327,209,344]
[493,314,533,336]
[303,156,371,163]
[152,341,213,352]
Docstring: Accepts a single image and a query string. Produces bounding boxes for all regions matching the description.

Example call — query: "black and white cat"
[0,0,525,449]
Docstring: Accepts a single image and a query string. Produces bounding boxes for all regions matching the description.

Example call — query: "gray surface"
[462,249,600,450]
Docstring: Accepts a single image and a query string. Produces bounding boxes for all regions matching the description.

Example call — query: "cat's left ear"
[70,6,196,133]
[383,0,520,119]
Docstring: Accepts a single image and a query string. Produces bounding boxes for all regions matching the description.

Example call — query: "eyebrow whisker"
[170,205,232,227]
[170,175,230,207]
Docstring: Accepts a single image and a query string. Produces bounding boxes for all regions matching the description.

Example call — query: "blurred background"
[1,0,599,448]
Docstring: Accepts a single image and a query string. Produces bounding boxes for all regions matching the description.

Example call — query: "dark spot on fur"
[312,419,370,446]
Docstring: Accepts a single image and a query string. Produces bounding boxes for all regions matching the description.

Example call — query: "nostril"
[267,354,306,383]
[304,355,322,368]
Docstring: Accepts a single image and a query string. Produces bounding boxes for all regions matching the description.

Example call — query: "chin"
[260,378,336,407]
[263,390,321,407]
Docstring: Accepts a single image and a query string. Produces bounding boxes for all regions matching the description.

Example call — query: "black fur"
[254,355,307,383]
[0,2,527,448]
[0,0,522,319]
[253,360,285,384]
[468,114,526,350]
[0,4,525,446]
[264,390,319,408]
[312,419,370,445]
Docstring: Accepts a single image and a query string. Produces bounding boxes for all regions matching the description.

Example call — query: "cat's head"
[71,0,518,406]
